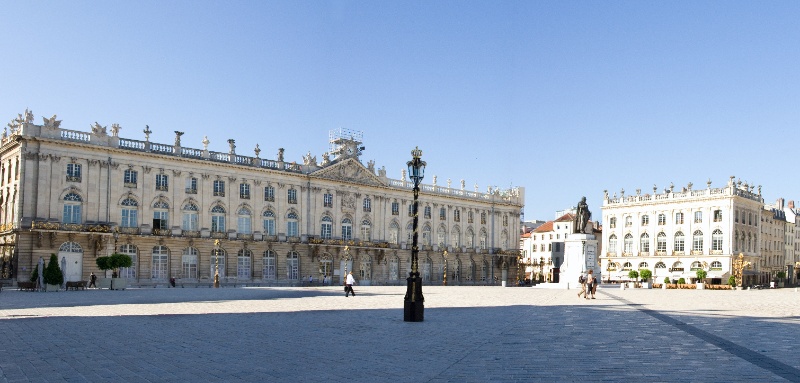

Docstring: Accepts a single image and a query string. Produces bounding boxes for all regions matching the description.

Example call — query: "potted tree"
[627,270,639,288]
[43,254,64,292]
[95,253,133,290]
[728,275,737,290]
[639,269,652,289]
[776,271,786,288]
[663,276,670,289]
[696,269,707,290]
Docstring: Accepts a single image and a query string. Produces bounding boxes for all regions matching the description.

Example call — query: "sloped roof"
[532,221,554,233]
[555,213,574,222]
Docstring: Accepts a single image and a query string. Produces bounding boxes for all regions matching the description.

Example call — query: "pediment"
[311,158,386,187]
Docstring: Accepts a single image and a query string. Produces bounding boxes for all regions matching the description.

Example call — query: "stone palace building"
[0,110,524,287]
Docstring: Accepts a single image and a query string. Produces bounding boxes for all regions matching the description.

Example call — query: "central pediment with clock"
[311,158,386,187]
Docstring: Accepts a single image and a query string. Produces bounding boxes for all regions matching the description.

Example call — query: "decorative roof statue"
[277,148,284,162]
[24,108,33,124]
[91,122,107,136]
[303,151,317,166]
[227,139,236,154]
[254,144,261,158]
[111,124,121,137]
[43,115,61,129]
[574,197,591,234]
[202,136,209,150]
[174,131,184,146]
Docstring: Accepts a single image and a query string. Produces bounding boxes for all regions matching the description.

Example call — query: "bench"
[66,281,87,291]
[17,281,37,291]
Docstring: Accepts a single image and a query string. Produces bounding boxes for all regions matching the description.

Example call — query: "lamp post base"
[403,275,425,322]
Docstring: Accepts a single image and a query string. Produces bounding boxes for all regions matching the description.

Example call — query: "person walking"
[309,275,313,285]
[586,269,596,299]
[577,273,587,298]
[345,271,356,297]
[88,272,97,288]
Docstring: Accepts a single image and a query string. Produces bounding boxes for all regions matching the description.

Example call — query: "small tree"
[639,269,652,281]
[30,267,39,283]
[43,254,64,286]
[96,253,133,278]
[664,276,671,284]
[628,270,639,281]
[696,269,707,283]
[678,277,686,284]
[776,271,786,280]
[728,275,736,287]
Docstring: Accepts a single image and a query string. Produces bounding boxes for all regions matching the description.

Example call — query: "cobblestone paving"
[1,285,799,382]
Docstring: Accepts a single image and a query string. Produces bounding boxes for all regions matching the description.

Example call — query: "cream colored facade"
[1,110,523,286]
[601,178,766,285]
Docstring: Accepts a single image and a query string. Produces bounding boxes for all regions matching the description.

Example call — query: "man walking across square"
[577,273,587,298]
[345,271,356,297]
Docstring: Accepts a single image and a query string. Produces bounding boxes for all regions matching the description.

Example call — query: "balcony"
[152,228,171,236]
[185,188,197,194]
[265,196,274,202]
[240,194,250,200]
[156,185,168,191]
[124,182,137,188]
[237,233,254,240]
[210,231,226,239]
[119,226,140,235]
[66,176,81,182]
[214,191,225,197]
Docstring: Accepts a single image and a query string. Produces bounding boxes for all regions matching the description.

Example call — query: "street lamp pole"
[404,147,426,322]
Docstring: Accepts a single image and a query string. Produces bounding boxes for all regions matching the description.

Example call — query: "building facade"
[601,178,786,286]
[1,110,524,287]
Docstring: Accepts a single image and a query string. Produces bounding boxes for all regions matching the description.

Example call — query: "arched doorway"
[58,242,83,282]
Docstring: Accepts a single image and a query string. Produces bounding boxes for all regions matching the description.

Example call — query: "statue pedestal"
[558,233,601,289]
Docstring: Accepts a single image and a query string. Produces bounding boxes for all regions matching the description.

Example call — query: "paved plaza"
[1,284,799,382]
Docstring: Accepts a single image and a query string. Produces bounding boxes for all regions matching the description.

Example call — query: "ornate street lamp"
[538,257,545,283]
[213,239,221,288]
[443,250,448,286]
[404,146,426,322]
[732,253,751,288]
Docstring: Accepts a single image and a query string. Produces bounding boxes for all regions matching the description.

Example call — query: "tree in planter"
[29,267,39,283]
[95,253,133,289]
[678,277,686,284]
[664,277,671,284]
[43,253,64,288]
[628,270,639,287]
[776,271,786,281]
[639,269,652,282]
[696,269,707,284]
[728,275,736,287]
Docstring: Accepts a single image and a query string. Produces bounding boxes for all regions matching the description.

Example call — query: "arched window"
[693,230,704,252]
[151,245,169,281]
[656,232,667,253]
[674,231,685,252]
[237,207,252,234]
[690,261,703,271]
[287,212,299,237]
[638,262,649,269]
[211,247,226,279]
[320,215,333,239]
[237,249,252,280]
[361,219,371,241]
[389,221,400,244]
[672,261,684,271]
[608,234,617,253]
[262,250,276,280]
[623,234,633,254]
[287,251,299,279]
[182,247,198,279]
[479,229,488,249]
[654,262,666,269]
[712,229,723,251]
[437,225,446,247]
[422,224,432,246]
[182,202,199,231]
[640,233,650,253]
[466,228,475,248]
[622,262,632,270]
[262,210,276,236]
[153,200,169,229]
[341,218,352,240]
[406,222,413,243]
[118,244,137,279]
[63,192,82,224]
[120,198,138,228]
[710,261,723,270]
[211,205,226,233]
[451,226,461,247]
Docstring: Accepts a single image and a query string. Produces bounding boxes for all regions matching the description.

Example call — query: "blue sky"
[2,1,799,220]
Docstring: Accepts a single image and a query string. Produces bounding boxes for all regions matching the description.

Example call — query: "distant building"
[519,212,600,283]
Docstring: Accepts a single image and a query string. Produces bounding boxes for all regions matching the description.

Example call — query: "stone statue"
[144,125,152,141]
[174,131,184,146]
[278,148,285,162]
[43,115,61,129]
[303,151,317,166]
[111,124,121,137]
[574,197,591,234]
[91,122,107,136]
[202,136,209,150]
[254,144,261,158]
[321,152,330,165]
[24,109,34,123]
[227,139,236,154]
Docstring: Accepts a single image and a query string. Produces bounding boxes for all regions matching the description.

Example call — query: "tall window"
[437,226,446,247]
[264,186,275,202]
[182,202,199,231]
[287,251,299,280]
[211,205,226,232]
[408,204,413,217]
[324,193,333,207]
[124,169,138,187]
[153,200,169,229]
[675,212,684,224]
[479,229,488,249]
[391,202,399,216]
[237,207,252,234]
[361,219,371,241]
[155,174,168,191]
[713,210,722,222]
[363,197,371,212]
[262,211,276,235]
[693,230,703,252]
[182,247,198,279]
[480,212,486,225]
[640,233,650,253]
[341,218,352,240]
[287,212,299,237]
[63,193,82,224]
[657,232,667,253]
[213,180,225,196]
[389,222,399,244]
[287,189,297,204]
[466,228,474,248]
[468,211,474,223]
[657,214,666,225]
[66,163,81,182]
[320,216,332,239]
[151,246,169,281]
[424,206,432,219]
[694,211,702,223]
[439,207,446,220]
[674,231,685,252]
[118,244,137,279]
[712,229,723,251]
[120,198,138,227]
[625,216,632,226]
[641,215,649,225]
[262,250,276,280]
[451,227,460,247]
[423,225,432,246]
[185,177,197,194]
[237,249,252,280]
[454,209,460,222]
[623,234,633,254]
[608,234,617,253]
[609,217,617,228]
[240,183,250,199]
